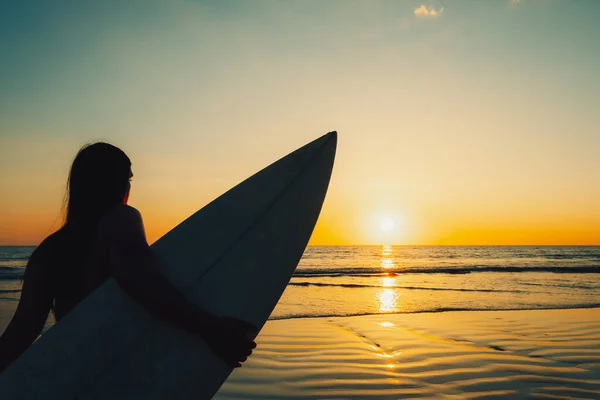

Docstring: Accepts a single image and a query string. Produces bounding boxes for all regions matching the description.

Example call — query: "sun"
[380,218,395,232]
[363,211,410,244]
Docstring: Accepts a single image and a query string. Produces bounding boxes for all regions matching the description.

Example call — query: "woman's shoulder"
[101,204,143,225]
[26,229,68,269]
[36,229,67,253]
[97,204,145,240]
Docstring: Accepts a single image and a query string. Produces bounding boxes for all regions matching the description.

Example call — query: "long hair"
[62,142,131,237]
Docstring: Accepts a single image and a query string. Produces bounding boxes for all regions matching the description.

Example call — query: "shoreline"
[268,304,600,321]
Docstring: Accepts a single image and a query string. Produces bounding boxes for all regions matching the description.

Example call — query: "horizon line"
[1,243,599,247]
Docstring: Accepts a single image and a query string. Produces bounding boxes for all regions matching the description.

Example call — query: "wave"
[294,265,600,277]
[0,256,30,262]
[3,264,600,282]
[0,267,25,281]
[269,304,600,321]
[540,253,600,260]
[0,247,35,262]
[289,281,523,293]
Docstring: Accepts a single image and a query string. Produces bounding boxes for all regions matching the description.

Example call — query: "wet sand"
[2,303,599,398]
[216,308,600,399]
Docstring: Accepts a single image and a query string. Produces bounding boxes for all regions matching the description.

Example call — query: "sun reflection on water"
[377,288,398,312]
[378,246,399,312]
[382,244,393,256]
[383,277,397,287]
[381,245,395,269]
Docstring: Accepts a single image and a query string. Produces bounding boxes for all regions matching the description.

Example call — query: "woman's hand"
[201,317,257,368]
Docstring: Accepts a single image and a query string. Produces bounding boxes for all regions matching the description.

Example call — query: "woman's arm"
[101,205,255,366]
[0,245,53,373]
[103,205,217,333]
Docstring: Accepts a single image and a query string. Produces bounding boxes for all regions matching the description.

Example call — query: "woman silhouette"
[0,142,255,372]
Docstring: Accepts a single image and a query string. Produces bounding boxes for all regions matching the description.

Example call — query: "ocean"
[1,245,599,325]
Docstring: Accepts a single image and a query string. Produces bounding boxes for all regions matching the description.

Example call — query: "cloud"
[508,0,520,9]
[414,5,444,17]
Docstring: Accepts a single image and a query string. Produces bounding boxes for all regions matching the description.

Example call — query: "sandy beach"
[216,308,600,399]
[1,296,599,398]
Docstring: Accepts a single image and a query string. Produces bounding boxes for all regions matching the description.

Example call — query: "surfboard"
[0,131,337,399]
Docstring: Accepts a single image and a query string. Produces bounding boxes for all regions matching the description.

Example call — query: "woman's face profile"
[124,168,133,204]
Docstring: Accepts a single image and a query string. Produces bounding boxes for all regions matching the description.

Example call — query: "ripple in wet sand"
[215,308,600,399]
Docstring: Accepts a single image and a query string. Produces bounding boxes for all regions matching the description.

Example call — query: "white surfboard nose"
[321,130,337,156]
[304,130,337,157]
[151,131,337,288]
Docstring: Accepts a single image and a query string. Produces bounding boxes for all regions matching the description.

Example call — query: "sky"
[1,0,599,246]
